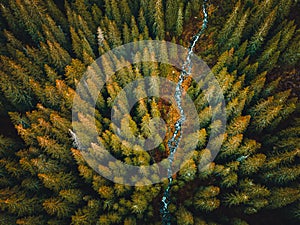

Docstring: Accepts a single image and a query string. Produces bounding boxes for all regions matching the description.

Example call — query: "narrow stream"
[160,1,209,224]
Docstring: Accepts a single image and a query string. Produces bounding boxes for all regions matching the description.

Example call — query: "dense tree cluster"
[0,0,299,224]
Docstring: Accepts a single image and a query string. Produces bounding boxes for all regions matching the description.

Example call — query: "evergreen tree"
[152,0,165,39]
[175,4,184,36]
[165,0,179,33]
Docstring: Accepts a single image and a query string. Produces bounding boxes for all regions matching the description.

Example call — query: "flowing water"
[160,1,209,224]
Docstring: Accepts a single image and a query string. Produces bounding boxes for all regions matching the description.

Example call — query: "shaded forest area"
[0,0,299,224]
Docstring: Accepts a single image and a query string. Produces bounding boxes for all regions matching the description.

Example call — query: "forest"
[0,0,299,224]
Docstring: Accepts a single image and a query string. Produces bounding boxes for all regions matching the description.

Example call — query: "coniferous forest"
[0,0,299,224]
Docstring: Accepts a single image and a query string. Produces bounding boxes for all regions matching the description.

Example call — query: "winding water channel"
[160,1,209,224]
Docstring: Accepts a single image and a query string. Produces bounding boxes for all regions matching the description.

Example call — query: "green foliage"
[194,186,220,212]
[43,197,72,218]
[176,4,184,36]
[38,172,76,192]
[0,0,298,224]
[152,0,165,39]
[176,206,194,225]
[268,187,300,209]
[217,1,242,48]
[165,0,179,33]
[178,159,197,182]
[16,216,46,225]
[239,153,266,175]
[0,188,41,217]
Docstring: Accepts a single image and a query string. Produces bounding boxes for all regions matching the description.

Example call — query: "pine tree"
[184,2,192,24]
[280,29,300,67]
[217,0,242,49]
[152,0,165,39]
[176,206,194,225]
[120,0,131,26]
[176,4,184,36]
[43,197,72,218]
[222,9,249,51]
[123,23,131,44]
[0,56,35,110]
[138,9,147,34]
[131,16,140,41]
[247,7,278,55]
[165,0,179,33]
[110,0,122,28]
